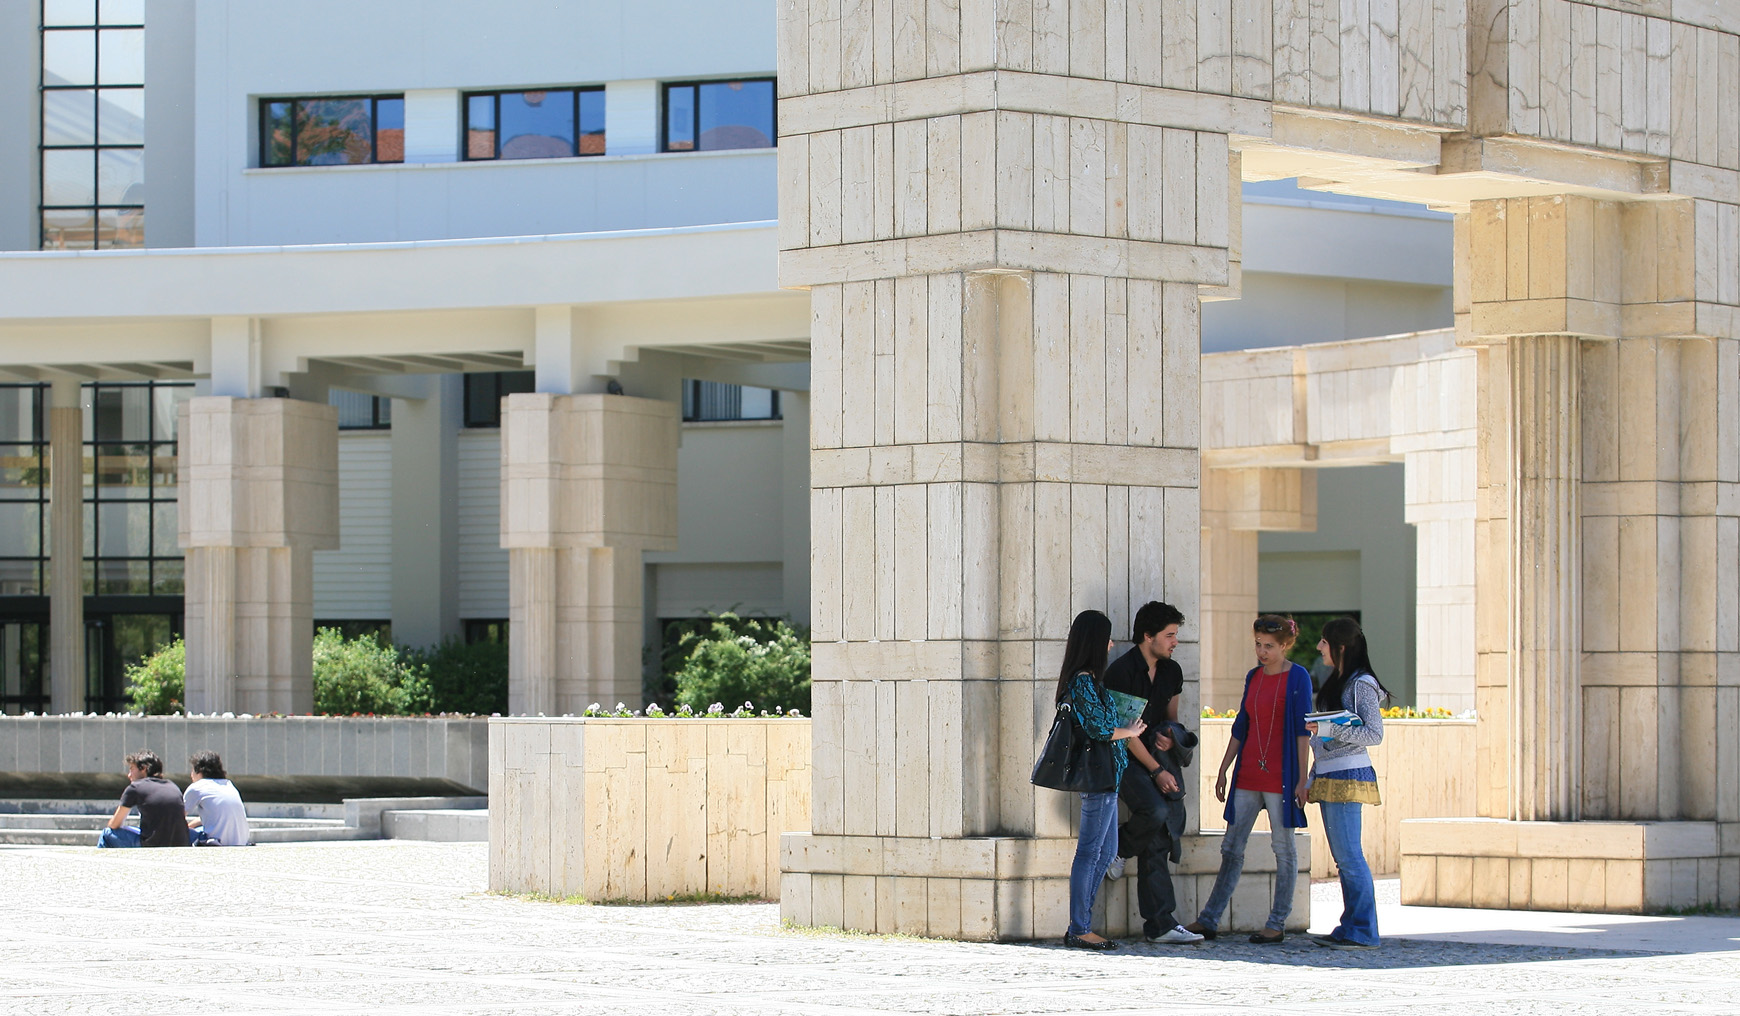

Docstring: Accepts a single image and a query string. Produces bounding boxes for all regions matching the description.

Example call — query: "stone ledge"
[1401,819,1740,913]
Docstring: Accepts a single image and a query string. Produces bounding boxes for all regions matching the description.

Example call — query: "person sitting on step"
[98,750,188,849]
[184,750,251,847]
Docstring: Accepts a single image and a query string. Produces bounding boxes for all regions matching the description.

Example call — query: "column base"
[781,831,1311,941]
[1400,818,1740,913]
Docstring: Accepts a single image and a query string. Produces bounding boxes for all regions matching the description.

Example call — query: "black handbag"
[1030,699,1119,793]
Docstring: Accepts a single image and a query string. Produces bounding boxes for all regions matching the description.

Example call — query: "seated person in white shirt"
[183,750,251,847]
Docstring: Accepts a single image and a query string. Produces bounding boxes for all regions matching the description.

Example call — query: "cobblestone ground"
[3,841,1737,1015]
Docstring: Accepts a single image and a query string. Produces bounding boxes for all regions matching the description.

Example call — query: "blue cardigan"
[1225,662,1315,829]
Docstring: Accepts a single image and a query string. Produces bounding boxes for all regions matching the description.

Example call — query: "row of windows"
[458,374,782,428]
[258,79,775,168]
[0,382,193,598]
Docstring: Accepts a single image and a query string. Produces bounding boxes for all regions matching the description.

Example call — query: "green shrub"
[403,637,509,715]
[124,638,186,715]
[671,613,811,714]
[312,627,430,715]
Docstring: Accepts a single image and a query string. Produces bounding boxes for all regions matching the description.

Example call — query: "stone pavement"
[2,841,1736,1015]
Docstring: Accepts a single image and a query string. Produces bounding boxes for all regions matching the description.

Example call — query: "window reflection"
[663,79,776,153]
[463,87,604,161]
[259,95,406,167]
[39,13,142,249]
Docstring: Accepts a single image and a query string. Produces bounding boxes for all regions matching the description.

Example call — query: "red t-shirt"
[1236,668,1290,794]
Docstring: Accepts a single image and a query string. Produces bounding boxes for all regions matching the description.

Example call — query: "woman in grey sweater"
[1306,617,1389,949]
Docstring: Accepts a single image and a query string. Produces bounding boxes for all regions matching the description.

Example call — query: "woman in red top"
[1184,615,1314,943]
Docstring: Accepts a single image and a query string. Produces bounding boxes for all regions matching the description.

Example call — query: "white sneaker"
[1104,856,1126,881]
[1146,925,1205,944]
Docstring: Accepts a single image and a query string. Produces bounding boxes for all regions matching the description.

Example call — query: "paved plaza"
[3,841,1737,1015]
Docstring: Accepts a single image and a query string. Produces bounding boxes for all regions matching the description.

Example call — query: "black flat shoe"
[1248,930,1284,944]
[1182,921,1217,941]
[1062,933,1119,951]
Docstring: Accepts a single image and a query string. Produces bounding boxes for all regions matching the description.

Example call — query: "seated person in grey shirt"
[99,749,188,848]
[183,750,251,847]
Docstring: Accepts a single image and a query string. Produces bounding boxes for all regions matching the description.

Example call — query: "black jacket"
[1121,721,1197,862]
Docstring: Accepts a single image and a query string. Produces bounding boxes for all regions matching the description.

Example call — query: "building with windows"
[0,0,1465,718]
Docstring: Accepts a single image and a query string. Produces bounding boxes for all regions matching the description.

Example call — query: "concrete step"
[0,814,346,832]
[0,798,346,820]
[381,809,489,842]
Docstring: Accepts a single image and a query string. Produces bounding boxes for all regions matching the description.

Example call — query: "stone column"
[775,4,1308,940]
[1199,467,1317,711]
[179,397,338,714]
[499,393,677,715]
[1404,194,1740,912]
[47,379,84,713]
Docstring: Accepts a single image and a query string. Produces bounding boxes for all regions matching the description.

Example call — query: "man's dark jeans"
[1118,764,1178,937]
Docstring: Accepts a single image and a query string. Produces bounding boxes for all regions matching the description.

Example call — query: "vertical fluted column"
[1505,335,1583,821]
[47,380,84,713]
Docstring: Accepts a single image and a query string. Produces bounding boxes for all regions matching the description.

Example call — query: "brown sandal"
[1248,929,1284,944]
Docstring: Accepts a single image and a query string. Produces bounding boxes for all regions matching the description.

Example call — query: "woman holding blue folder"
[1306,616,1390,950]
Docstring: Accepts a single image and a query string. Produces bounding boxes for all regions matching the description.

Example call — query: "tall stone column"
[1199,467,1317,712]
[1405,194,1740,912]
[179,397,338,714]
[47,379,84,713]
[499,393,677,715]
[775,4,1306,940]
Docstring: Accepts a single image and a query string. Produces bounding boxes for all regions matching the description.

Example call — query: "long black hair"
[1315,616,1391,711]
[1053,609,1113,704]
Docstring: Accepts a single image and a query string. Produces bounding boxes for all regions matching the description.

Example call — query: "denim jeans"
[98,826,142,848]
[1067,791,1120,937]
[1196,789,1298,933]
[1117,765,1178,936]
[1319,801,1380,945]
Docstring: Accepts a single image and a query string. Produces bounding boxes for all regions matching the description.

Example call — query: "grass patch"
[777,918,941,943]
[492,889,771,907]
[490,889,590,905]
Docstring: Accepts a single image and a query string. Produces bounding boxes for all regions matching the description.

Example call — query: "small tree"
[402,637,508,715]
[672,614,811,714]
[124,638,186,715]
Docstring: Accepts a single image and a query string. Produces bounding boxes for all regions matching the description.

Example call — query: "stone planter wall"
[0,715,490,796]
[1200,717,1477,877]
[489,718,810,902]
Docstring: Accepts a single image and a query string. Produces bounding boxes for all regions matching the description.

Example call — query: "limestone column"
[47,379,84,713]
[1199,467,1317,711]
[499,393,676,715]
[776,3,1297,940]
[179,397,338,714]
[1405,192,1740,912]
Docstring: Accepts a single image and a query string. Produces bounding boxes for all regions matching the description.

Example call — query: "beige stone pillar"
[47,379,84,713]
[774,3,1317,940]
[499,393,676,715]
[1199,467,1317,711]
[179,397,338,714]
[1405,193,1740,912]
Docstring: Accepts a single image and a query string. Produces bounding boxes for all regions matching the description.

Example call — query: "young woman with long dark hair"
[1306,616,1390,949]
[1185,614,1314,944]
[1054,608,1147,950]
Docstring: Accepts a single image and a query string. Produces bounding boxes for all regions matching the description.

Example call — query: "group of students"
[1057,603,1387,952]
[96,749,252,848]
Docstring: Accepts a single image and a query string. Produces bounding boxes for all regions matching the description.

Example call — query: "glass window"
[0,504,42,557]
[96,28,143,85]
[682,381,782,422]
[463,371,535,428]
[43,0,96,26]
[259,95,406,168]
[329,389,391,430]
[466,94,495,158]
[42,30,96,86]
[463,87,603,161]
[42,88,95,146]
[95,87,143,144]
[40,10,142,250]
[663,79,776,153]
[82,381,192,599]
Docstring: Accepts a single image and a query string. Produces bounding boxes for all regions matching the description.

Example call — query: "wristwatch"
[1147,768,1162,778]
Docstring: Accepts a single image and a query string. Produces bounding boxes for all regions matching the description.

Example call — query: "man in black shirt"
[98,749,188,848]
[1102,601,1201,944]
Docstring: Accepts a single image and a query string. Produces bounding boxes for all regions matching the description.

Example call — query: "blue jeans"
[1319,801,1380,945]
[1196,789,1298,933]
[98,827,206,847]
[1067,791,1120,937]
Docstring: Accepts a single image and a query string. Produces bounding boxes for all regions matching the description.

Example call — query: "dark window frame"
[660,77,777,154]
[681,380,783,423]
[0,384,49,596]
[258,94,406,168]
[331,390,392,431]
[461,86,605,161]
[38,2,146,250]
